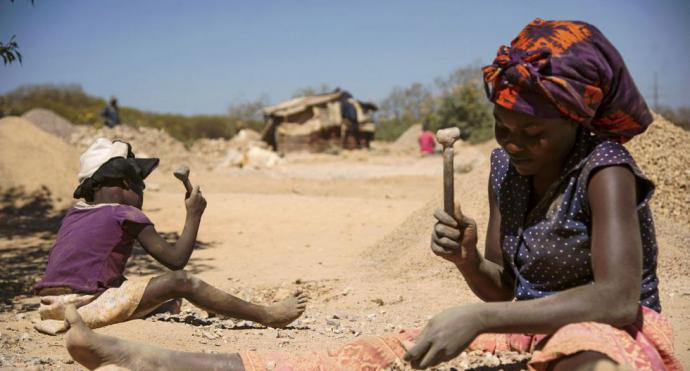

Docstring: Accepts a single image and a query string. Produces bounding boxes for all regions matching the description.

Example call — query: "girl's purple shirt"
[35,202,152,294]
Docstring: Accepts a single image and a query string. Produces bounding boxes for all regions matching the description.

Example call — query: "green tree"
[227,96,269,132]
[433,81,493,143]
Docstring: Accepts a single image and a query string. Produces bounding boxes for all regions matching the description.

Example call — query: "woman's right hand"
[185,186,207,218]
[430,204,478,267]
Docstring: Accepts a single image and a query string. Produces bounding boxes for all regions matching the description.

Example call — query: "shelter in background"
[261,89,377,153]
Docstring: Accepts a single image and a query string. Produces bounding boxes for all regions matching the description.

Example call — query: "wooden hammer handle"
[443,147,454,218]
[182,178,193,198]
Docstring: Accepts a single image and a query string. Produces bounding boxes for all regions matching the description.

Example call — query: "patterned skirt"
[240,306,681,371]
[35,277,151,335]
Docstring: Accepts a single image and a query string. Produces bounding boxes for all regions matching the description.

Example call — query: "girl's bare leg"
[133,271,307,328]
[65,305,245,370]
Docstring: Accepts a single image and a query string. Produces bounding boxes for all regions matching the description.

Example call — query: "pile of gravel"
[626,114,690,225]
[21,108,75,141]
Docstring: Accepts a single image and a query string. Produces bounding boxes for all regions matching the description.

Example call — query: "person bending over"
[405,19,680,370]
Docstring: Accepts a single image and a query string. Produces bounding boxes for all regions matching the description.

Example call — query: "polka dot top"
[489,130,661,312]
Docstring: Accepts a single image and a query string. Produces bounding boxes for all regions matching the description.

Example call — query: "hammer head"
[173,165,190,181]
[436,127,461,148]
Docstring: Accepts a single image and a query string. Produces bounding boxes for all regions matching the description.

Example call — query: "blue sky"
[1,0,688,115]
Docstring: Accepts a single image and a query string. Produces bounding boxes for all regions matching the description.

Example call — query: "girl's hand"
[430,204,478,267]
[185,186,207,218]
[404,305,483,369]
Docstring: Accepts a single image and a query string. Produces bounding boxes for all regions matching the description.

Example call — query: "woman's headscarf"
[483,18,652,143]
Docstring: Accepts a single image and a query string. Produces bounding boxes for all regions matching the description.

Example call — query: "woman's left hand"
[404,305,484,369]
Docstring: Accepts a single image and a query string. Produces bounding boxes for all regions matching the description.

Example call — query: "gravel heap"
[21,108,76,141]
[626,114,690,225]
[69,124,193,171]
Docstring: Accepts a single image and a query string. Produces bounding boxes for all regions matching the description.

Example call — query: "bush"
[375,65,494,144]
[0,84,252,144]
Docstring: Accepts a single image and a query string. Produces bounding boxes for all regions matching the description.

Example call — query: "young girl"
[57,19,681,370]
[34,138,307,335]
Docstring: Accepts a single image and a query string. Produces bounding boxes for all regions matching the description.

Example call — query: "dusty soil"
[1,142,688,370]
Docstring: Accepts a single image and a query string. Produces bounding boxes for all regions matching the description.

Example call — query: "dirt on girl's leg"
[133,271,308,328]
[64,305,245,371]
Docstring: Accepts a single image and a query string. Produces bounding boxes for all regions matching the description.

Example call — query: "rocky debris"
[191,129,264,160]
[626,114,690,225]
[0,328,60,369]
[21,108,76,140]
[70,124,283,171]
[146,310,263,330]
[385,350,531,371]
[69,124,191,171]
[244,146,284,169]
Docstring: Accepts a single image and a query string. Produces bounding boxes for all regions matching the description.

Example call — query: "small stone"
[371,298,384,306]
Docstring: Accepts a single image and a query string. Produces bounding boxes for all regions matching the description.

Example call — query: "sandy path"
[1,147,688,369]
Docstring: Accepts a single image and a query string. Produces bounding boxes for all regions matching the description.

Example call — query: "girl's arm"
[431,183,514,301]
[126,186,207,270]
[408,166,642,368]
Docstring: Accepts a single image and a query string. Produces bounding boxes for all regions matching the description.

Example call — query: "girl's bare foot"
[64,305,244,370]
[260,290,308,328]
[65,305,153,370]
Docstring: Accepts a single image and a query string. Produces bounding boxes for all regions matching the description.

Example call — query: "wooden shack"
[261,90,377,153]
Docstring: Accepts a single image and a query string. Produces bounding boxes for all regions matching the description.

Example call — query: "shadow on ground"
[0,187,216,310]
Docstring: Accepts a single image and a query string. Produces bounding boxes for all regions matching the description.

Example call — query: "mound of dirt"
[0,117,80,208]
[626,114,690,225]
[71,125,273,172]
[69,125,191,171]
[391,124,422,152]
[191,129,264,160]
[21,108,76,141]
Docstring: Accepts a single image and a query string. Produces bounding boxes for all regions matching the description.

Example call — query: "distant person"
[101,97,121,128]
[33,138,307,335]
[339,91,360,149]
[418,120,436,155]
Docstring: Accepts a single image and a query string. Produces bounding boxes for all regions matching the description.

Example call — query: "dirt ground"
[1,143,688,370]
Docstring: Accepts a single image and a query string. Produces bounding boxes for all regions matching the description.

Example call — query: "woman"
[405,19,680,370]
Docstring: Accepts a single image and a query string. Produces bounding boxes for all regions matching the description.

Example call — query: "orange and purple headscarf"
[483,19,652,143]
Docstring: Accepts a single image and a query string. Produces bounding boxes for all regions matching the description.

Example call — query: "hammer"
[173,165,193,199]
[436,127,461,218]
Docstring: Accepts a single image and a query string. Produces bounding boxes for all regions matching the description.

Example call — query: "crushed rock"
[625,114,690,225]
